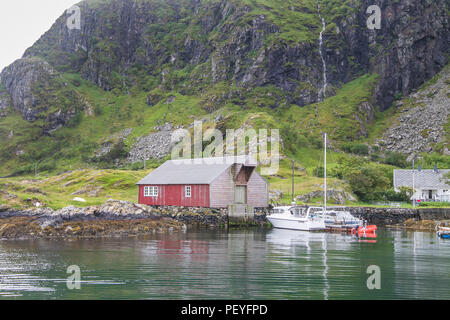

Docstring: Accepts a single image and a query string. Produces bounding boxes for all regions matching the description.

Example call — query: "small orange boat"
[351,225,377,236]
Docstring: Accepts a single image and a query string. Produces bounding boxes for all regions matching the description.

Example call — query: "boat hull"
[438,232,450,239]
[267,216,326,231]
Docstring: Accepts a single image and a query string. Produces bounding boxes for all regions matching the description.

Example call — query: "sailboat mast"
[292,160,295,205]
[324,133,327,212]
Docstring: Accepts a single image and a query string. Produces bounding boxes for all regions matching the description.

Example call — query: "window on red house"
[185,186,191,198]
[144,186,158,197]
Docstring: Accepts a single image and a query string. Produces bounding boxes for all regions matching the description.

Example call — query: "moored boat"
[437,226,450,239]
[267,206,326,231]
[352,224,378,237]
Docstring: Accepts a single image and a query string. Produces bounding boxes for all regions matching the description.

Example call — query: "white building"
[393,169,450,202]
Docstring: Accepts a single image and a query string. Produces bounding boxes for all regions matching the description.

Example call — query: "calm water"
[0,228,449,300]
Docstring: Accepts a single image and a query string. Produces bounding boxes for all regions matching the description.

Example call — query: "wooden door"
[235,186,247,204]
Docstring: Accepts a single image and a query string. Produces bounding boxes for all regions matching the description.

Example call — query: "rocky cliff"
[6,0,447,111]
[0,58,84,133]
[0,0,448,174]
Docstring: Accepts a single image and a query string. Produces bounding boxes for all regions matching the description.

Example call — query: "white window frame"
[144,186,158,197]
[185,186,192,198]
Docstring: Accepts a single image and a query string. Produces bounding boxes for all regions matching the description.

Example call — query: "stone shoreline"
[0,216,184,240]
[337,206,450,226]
[1,201,449,239]
[0,200,268,240]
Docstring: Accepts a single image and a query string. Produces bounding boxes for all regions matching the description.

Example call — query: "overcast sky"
[0,0,79,72]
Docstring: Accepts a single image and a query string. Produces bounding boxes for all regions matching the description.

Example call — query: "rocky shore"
[0,200,268,240]
[0,200,180,240]
[387,218,450,232]
[0,216,183,240]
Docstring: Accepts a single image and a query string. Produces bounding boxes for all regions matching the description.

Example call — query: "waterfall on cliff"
[317,0,327,101]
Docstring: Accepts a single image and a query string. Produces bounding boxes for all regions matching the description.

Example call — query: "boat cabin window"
[289,207,305,216]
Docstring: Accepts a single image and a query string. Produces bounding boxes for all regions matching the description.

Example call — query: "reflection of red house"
[190,241,209,254]
[157,240,209,256]
[137,156,269,208]
[157,240,182,254]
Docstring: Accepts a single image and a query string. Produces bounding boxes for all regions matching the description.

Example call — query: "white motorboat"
[267,206,326,231]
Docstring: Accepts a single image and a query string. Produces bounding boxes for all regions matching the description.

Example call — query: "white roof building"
[393,169,450,202]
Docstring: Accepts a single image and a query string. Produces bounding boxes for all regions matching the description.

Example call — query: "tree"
[384,151,408,168]
[345,165,390,202]
[333,156,391,202]
[444,172,450,185]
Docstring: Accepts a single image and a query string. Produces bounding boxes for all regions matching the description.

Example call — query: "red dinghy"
[352,225,377,236]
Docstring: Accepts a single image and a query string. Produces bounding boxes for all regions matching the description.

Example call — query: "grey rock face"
[363,0,449,109]
[296,189,357,205]
[0,58,56,121]
[0,58,82,133]
[94,128,134,159]
[127,123,174,163]
[269,189,283,202]
[0,91,11,117]
[377,67,449,159]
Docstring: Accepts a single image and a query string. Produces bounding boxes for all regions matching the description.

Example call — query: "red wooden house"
[137,156,269,208]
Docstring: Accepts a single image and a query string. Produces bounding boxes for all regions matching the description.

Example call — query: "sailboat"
[266,151,326,232]
[267,133,376,234]
[318,133,376,235]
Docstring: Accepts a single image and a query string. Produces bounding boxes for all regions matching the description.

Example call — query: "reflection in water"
[392,230,450,299]
[0,229,449,300]
[322,236,329,300]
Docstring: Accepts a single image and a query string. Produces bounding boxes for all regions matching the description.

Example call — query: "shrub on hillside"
[314,166,325,178]
[281,125,309,154]
[341,142,369,155]
[383,186,413,202]
[93,141,129,164]
[384,151,408,168]
[421,153,450,168]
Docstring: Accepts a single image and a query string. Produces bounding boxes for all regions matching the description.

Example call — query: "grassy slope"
[0,72,397,209]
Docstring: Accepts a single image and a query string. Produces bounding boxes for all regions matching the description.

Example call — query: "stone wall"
[333,207,450,226]
[155,206,228,227]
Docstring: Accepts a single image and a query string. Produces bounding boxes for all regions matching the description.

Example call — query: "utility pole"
[291,159,295,205]
[412,158,415,208]
[324,133,327,212]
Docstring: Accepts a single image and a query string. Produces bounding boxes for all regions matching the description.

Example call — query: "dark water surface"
[0,228,449,300]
